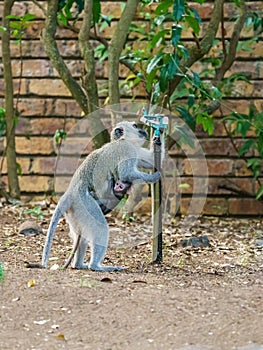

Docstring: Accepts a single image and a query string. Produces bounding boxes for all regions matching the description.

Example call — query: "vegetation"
[0,0,263,199]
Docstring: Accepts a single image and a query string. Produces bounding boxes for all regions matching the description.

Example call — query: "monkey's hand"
[152,171,161,183]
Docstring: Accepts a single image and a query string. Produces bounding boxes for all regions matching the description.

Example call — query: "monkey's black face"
[112,122,148,142]
[113,127,124,139]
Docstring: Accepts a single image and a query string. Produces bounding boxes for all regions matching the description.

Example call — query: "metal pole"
[152,133,162,263]
[140,110,168,264]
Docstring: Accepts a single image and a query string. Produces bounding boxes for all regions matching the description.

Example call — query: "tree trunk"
[78,0,110,148]
[2,0,20,198]
[43,0,109,149]
[108,0,140,124]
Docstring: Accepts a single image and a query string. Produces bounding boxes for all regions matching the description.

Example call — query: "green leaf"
[173,0,185,21]
[17,162,22,176]
[154,15,166,26]
[175,106,196,131]
[57,12,68,26]
[21,13,36,22]
[93,0,101,24]
[167,55,178,79]
[159,66,169,92]
[100,14,111,26]
[258,132,263,157]
[0,263,4,282]
[256,185,263,200]
[150,29,170,48]
[196,114,214,135]
[156,0,173,15]
[171,24,182,46]
[189,7,202,24]
[185,15,200,34]
[6,15,21,20]
[146,69,157,93]
[146,53,163,74]
[187,94,195,108]
[54,129,67,144]
[179,183,190,189]
[192,71,201,88]
[170,88,189,100]
[177,44,189,58]
[238,139,255,156]
[9,21,22,30]
[75,0,84,13]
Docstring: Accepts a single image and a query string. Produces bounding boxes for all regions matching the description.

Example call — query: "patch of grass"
[20,206,45,220]
[0,263,4,282]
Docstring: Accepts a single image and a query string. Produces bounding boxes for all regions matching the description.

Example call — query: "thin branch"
[108,0,140,105]
[214,0,247,84]
[42,0,89,114]
[31,0,47,16]
[78,0,99,114]
[167,0,224,100]
[221,2,227,58]
[2,0,20,198]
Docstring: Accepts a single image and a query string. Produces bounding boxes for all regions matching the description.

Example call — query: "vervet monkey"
[42,121,164,271]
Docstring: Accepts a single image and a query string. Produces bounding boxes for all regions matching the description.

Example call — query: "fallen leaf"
[132,280,147,284]
[34,319,50,325]
[50,264,60,270]
[27,279,36,288]
[56,333,66,341]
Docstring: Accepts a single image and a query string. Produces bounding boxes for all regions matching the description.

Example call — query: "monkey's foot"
[89,264,123,272]
[71,263,89,269]
[72,263,123,271]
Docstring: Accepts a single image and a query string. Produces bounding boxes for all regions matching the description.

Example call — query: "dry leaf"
[34,319,50,325]
[56,333,66,341]
[27,279,36,288]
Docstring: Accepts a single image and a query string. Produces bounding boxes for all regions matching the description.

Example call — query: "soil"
[0,202,262,350]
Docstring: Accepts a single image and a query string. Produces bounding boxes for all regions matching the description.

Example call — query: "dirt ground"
[0,202,262,350]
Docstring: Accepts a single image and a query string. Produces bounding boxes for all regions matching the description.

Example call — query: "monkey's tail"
[42,198,68,268]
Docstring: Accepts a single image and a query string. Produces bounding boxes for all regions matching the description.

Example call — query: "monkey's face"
[111,121,148,145]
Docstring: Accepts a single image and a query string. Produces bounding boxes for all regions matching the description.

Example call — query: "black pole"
[152,134,162,263]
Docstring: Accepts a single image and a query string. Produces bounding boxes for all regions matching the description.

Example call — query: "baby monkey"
[41,121,164,271]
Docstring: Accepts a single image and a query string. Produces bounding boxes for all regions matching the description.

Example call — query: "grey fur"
[42,121,163,271]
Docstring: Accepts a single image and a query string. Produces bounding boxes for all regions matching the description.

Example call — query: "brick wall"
[0,1,263,216]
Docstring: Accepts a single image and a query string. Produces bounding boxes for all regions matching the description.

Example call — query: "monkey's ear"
[113,127,124,140]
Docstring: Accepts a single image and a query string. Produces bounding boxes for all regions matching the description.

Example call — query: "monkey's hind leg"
[72,235,90,269]
[89,242,123,272]
[70,195,122,271]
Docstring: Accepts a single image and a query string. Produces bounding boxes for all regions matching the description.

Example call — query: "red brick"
[54,99,82,117]
[234,160,253,177]
[207,178,253,195]
[16,98,51,116]
[58,137,93,156]
[56,156,82,175]
[1,157,30,175]
[16,118,66,136]
[32,157,57,175]
[29,79,71,97]
[184,159,233,176]
[19,175,53,193]
[0,137,4,154]
[180,197,228,216]
[229,198,263,215]
[14,137,54,155]
[54,176,71,193]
